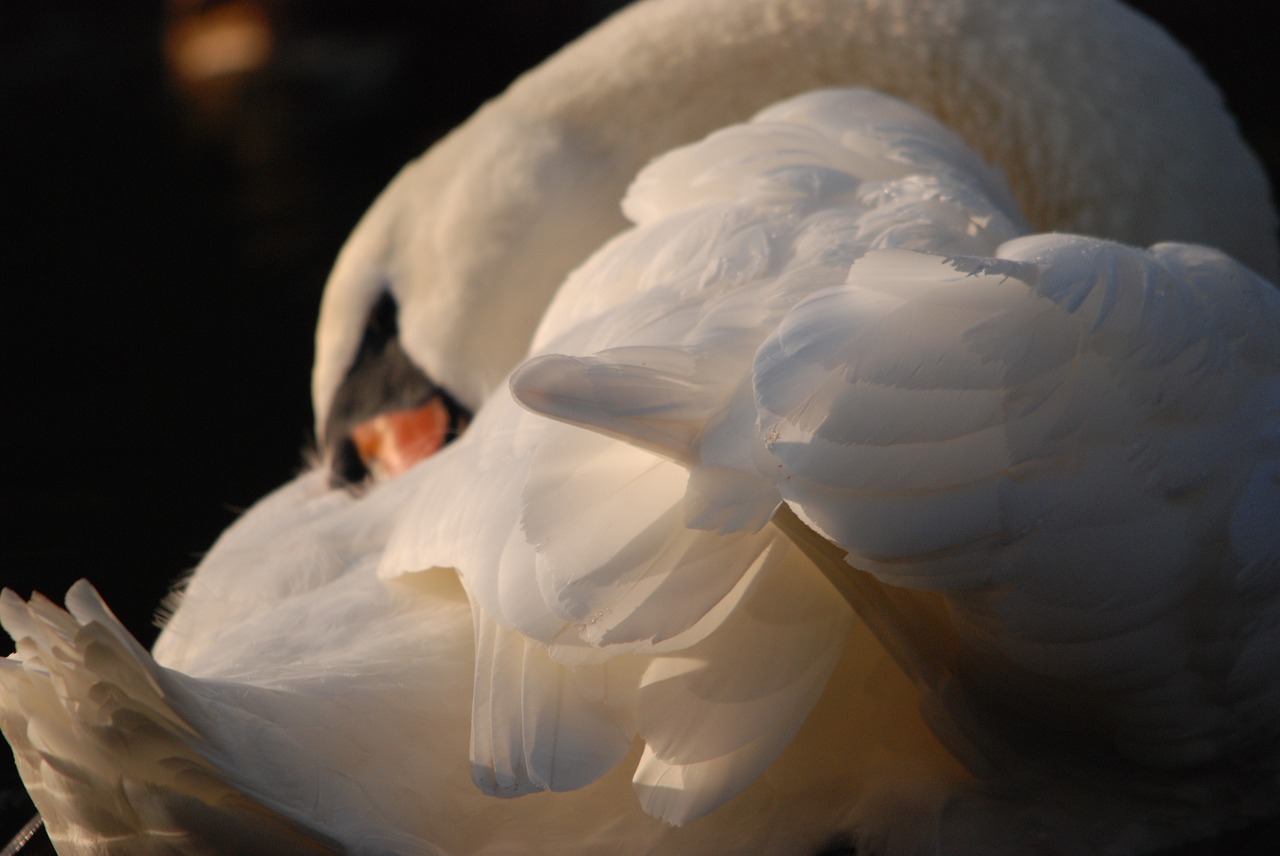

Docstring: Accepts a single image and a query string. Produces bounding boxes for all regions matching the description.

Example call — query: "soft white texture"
[311,0,1276,429]
[4,1,1280,854]
[510,87,1280,797]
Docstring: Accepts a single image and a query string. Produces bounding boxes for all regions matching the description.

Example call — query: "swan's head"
[309,102,633,483]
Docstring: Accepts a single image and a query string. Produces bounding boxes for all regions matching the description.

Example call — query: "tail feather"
[0,583,341,856]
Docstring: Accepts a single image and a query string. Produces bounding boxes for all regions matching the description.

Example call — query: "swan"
[3,0,1279,853]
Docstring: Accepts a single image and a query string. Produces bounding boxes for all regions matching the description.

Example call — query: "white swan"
[3,1,1279,854]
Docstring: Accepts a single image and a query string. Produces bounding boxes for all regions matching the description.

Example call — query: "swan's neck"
[315,0,1276,426]
[520,0,1272,262]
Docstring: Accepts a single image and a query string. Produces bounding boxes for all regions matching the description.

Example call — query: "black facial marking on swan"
[323,291,471,486]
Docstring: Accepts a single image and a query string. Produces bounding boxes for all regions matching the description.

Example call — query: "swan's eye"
[324,292,471,488]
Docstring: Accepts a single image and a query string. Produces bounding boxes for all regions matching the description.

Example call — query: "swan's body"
[4,1,1280,854]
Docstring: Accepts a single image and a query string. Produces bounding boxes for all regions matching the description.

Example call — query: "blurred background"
[1,0,1276,846]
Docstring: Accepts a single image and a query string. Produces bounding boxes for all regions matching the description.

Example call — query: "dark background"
[1,0,1276,848]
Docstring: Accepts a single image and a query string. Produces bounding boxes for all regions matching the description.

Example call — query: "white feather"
[6,1,1280,853]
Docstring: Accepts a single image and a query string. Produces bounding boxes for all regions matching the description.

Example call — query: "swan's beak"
[327,382,471,486]
[347,397,470,480]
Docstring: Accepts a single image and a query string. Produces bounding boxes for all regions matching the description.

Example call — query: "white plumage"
[4,1,1280,854]
[511,90,1280,786]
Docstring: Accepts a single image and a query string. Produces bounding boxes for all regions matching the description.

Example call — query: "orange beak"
[348,397,464,479]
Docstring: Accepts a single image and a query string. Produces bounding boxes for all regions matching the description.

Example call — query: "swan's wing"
[439,89,1029,819]
[515,89,1026,535]
[468,609,637,796]
[380,375,854,821]
[755,239,1280,769]
[629,537,850,825]
[532,88,1024,353]
[510,87,1032,639]
[0,582,348,856]
[509,86,1280,802]
[376,89,1013,821]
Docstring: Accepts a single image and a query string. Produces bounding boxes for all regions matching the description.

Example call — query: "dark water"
[1,0,1276,851]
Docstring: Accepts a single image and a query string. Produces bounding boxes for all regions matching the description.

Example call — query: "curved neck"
[515,0,1274,270]
[315,0,1276,430]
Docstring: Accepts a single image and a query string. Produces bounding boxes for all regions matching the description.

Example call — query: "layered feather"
[380,89,1026,820]
[510,87,1280,821]
[5,0,1280,852]
[0,582,345,855]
